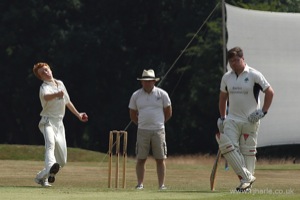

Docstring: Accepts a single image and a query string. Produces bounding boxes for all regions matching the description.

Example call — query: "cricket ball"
[82,114,88,121]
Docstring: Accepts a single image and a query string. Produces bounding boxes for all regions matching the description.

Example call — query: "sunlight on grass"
[0,145,300,200]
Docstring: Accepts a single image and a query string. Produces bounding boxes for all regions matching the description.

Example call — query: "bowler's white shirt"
[220,65,270,122]
[129,86,171,130]
[39,79,70,119]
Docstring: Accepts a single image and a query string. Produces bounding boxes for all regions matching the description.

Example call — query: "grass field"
[0,145,300,200]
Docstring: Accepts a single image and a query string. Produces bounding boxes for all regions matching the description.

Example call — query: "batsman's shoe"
[236,176,256,192]
[48,163,60,183]
[35,178,52,187]
[135,184,144,190]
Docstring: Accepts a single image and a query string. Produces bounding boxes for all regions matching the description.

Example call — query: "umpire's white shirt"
[129,86,171,130]
[220,65,270,123]
[39,79,70,118]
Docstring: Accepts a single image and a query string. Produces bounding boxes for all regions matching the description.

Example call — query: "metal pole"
[222,0,227,73]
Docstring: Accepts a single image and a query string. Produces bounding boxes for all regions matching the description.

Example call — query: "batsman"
[216,47,274,192]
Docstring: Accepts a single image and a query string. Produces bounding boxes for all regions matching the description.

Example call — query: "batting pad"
[216,133,253,182]
[243,156,256,175]
[223,150,253,182]
[215,133,235,154]
[240,139,257,175]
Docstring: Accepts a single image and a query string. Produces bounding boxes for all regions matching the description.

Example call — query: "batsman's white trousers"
[36,116,67,179]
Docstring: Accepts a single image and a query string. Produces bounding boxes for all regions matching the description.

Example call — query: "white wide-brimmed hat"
[137,69,160,81]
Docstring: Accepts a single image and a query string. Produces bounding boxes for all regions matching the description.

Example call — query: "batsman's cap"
[137,69,160,81]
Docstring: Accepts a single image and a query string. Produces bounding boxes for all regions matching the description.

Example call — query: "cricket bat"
[210,149,221,191]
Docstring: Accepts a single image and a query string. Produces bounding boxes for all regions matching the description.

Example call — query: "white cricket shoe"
[35,177,52,187]
[236,176,256,192]
[159,185,167,190]
[135,184,144,190]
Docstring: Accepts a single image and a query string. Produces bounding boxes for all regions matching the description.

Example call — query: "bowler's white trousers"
[36,116,67,179]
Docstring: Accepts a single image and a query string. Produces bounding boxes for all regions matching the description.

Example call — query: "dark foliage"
[0,0,298,156]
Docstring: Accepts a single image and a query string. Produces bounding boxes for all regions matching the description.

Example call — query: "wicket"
[108,130,128,188]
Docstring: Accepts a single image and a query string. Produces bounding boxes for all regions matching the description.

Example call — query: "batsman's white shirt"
[129,86,171,130]
[220,65,270,122]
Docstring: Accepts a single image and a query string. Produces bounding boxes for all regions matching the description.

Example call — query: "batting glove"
[248,109,267,123]
[217,117,225,133]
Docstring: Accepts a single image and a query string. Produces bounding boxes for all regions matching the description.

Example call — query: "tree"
[1,0,299,156]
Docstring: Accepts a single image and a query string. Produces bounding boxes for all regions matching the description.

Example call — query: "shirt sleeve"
[254,71,270,91]
[220,74,228,93]
[128,91,138,110]
[162,91,171,108]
